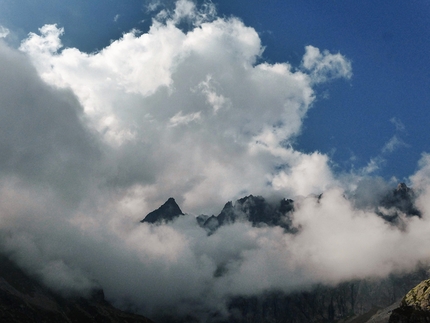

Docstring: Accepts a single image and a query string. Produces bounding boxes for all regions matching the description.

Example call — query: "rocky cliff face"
[0,255,153,323]
[224,268,428,323]
[389,279,430,323]
[196,195,295,234]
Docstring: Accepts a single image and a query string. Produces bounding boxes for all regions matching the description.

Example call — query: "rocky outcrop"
[377,183,421,223]
[389,279,430,323]
[197,195,294,233]
[141,197,184,224]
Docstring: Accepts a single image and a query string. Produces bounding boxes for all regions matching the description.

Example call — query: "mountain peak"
[141,197,184,224]
[197,195,295,234]
[379,183,421,221]
[396,182,408,192]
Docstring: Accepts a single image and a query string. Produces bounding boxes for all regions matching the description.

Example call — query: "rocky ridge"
[141,183,425,323]
[142,183,420,232]
[197,195,295,233]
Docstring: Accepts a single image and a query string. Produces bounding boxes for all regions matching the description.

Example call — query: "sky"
[1,0,429,182]
[0,0,430,321]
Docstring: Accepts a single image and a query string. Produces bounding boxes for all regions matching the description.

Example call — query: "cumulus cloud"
[3,0,430,321]
[301,45,353,83]
[18,1,351,213]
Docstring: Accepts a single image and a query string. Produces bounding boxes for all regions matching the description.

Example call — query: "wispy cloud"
[382,135,408,153]
[0,26,9,38]
[390,117,406,132]
[168,110,201,127]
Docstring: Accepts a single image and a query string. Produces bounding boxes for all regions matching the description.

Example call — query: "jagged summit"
[141,197,184,224]
[378,182,421,222]
[198,195,295,233]
[142,183,420,231]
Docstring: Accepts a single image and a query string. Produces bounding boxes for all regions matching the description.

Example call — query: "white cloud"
[20,24,64,55]
[301,45,352,83]
[19,1,350,214]
[390,117,406,132]
[362,156,385,175]
[271,151,336,196]
[382,135,407,153]
[169,110,201,126]
[410,153,430,192]
[0,26,9,38]
[197,75,231,114]
[146,0,162,12]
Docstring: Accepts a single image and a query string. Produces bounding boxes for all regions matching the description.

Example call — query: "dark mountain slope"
[0,254,154,323]
[141,197,184,224]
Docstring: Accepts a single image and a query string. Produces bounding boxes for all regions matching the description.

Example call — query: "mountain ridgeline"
[0,183,424,323]
[141,183,420,232]
[140,183,428,323]
[141,195,295,232]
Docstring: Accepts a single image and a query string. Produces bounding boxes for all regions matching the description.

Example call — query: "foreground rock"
[389,279,430,323]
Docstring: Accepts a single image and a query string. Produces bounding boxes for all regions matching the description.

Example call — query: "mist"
[0,0,429,321]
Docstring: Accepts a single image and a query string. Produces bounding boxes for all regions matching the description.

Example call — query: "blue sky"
[217,0,430,180]
[1,0,429,182]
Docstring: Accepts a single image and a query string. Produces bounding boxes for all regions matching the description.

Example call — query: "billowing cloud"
[3,1,430,322]
[18,1,351,214]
